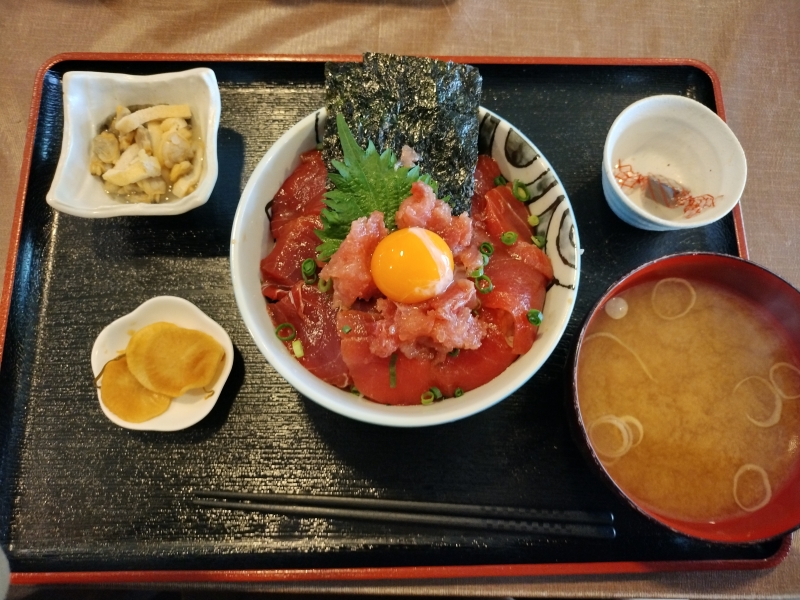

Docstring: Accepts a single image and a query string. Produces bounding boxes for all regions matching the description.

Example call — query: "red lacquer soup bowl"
[571,252,800,543]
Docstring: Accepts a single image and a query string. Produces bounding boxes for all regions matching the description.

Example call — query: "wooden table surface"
[1,0,799,596]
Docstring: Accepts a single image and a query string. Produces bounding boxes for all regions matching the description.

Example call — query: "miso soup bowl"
[571,252,800,543]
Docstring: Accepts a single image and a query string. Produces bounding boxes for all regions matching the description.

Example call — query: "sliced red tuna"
[260,215,323,298]
[481,247,548,355]
[338,310,433,405]
[268,282,351,388]
[431,308,518,397]
[270,150,327,240]
[471,155,502,209]
[479,184,533,242]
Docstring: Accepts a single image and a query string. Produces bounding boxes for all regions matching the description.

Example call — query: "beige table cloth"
[1,0,799,596]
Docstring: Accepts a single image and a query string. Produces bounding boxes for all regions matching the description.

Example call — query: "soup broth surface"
[578,277,800,522]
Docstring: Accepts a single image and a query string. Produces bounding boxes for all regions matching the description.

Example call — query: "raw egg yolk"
[371,227,454,303]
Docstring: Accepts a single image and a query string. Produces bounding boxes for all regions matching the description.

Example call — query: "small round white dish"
[602,95,747,231]
[46,67,221,218]
[230,108,580,427]
[91,296,233,431]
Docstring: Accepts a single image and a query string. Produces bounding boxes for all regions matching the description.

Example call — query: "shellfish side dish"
[90,104,205,203]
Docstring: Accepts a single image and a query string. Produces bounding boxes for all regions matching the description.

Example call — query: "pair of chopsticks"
[192,490,616,540]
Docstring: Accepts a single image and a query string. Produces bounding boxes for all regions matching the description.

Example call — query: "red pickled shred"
[260,214,323,300]
[319,211,388,308]
[270,150,327,239]
[268,282,351,388]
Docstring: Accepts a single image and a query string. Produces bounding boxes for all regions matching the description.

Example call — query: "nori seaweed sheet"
[324,53,481,215]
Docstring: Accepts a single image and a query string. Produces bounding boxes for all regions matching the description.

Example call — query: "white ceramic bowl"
[47,68,221,218]
[91,296,234,431]
[602,95,747,231]
[231,108,580,427]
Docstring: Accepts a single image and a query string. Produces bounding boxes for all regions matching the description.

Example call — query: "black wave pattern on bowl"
[479,109,578,291]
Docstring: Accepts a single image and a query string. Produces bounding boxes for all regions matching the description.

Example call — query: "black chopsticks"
[192,490,616,540]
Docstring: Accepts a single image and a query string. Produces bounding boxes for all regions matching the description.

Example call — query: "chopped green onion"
[512,179,530,202]
[527,308,544,326]
[301,258,318,284]
[501,231,518,245]
[532,234,546,248]
[494,175,507,186]
[275,322,296,341]
[454,387,464,397]
[389,353,398,388]
[341,325,352,334]
[475,275,494,294]
[470,266,484,278]
[528,214,540,227]
[421,391,435,404]
[301,258,316,276]
[430,387,443,400]
[448,348,460,358]
[482,253,490,266]
[479,241,494,256]
[350,386,360,395]
[292,339,304,358]
[318,277,332,293]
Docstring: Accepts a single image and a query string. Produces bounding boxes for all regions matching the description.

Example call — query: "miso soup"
[577,277,800,522]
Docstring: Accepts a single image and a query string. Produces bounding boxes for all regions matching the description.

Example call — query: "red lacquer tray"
[1,54,783,587]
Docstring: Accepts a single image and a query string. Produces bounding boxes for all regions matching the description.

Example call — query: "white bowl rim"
[231,107,580,427]
[46,67,221,218]
[602,94,747,230]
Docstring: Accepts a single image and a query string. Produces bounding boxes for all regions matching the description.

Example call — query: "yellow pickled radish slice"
[100,356,172,423]
[126,322,225,397]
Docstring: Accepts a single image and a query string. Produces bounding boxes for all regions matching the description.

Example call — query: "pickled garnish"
[614,161,716,218]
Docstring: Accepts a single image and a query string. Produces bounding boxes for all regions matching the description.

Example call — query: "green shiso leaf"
[316,113,437,261]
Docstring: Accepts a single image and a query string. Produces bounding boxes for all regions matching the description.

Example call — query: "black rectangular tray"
[0,55,785,582]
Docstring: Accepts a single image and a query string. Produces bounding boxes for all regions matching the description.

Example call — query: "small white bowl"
[91,296,234,431]
[230,107,580,427]
[47,68,221,218]
[602,95,746,231]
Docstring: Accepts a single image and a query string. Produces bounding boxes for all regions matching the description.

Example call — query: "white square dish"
[46,67,221,218]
